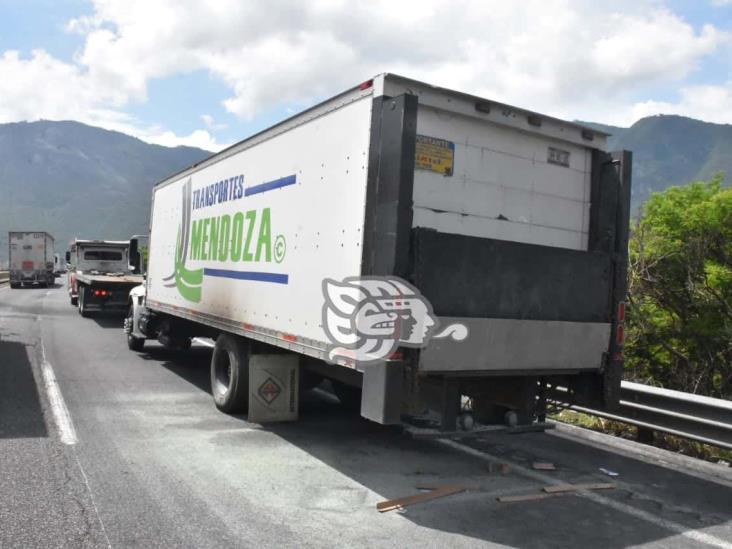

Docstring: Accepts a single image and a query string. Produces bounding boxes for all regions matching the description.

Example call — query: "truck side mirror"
[65,251,70,262]
[129,238,140,273]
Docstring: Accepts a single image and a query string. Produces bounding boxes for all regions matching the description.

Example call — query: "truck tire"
[10,282,19,289]
[331,380,361,412]
[78,286,91,318]
[211,334,250,414]
[126,306,145,351]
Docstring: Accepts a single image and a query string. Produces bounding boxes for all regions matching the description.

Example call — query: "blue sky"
[0,0,730,151]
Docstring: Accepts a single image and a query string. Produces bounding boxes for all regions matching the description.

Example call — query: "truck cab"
[66,240,131,306]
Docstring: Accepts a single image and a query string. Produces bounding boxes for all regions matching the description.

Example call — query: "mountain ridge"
[1,114,730,264]
[579,115,732,208]
[0,120,211,259]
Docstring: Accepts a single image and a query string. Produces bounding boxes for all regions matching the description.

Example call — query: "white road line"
[440,439,732,549]
[39,339,78,445]
[194,337,215,348]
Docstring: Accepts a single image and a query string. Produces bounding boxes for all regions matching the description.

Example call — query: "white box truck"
[8,231,55,288]
[125,74,631,429]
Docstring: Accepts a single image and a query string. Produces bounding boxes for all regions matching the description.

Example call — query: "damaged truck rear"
[125,74,631,429]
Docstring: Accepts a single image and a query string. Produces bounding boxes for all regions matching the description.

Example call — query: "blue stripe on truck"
[203,268,289,284]
[244,174,297,196]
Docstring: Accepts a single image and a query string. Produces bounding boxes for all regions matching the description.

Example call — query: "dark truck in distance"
[66,239,143,317]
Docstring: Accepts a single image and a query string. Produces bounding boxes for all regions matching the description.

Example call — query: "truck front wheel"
[78,286,91,317]
[211,334,250,414]
[125,306,145,351]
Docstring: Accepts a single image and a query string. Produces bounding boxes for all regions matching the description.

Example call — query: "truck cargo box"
[8,231,55,288]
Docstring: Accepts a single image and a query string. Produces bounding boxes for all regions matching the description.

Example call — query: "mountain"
[0,121,211,260]
[580,115,732,209]
[1,115,730,263]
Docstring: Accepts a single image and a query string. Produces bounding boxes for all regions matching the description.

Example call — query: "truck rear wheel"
[211,334,250,414]
[10,282,19,289]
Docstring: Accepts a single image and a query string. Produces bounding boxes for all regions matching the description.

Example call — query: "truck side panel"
[146,93,374,347]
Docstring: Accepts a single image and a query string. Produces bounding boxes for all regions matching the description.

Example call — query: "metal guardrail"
[0,270,8,284]
[557,381,732,450]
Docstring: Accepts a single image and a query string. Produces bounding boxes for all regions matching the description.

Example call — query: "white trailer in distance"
[8,231,55,288]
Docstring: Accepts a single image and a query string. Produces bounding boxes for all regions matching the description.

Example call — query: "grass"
[551,409,732,465]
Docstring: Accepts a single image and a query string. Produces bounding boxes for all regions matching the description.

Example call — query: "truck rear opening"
[135,74,631,429]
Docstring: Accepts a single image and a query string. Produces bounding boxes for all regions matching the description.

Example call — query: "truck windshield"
[84,251,123,261]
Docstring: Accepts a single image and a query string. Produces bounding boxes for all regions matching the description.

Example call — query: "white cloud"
[200,114,227,131]
[143,128,228,150]
[628,81,732,124]
[0,0,730,141]
[0,49,225,151]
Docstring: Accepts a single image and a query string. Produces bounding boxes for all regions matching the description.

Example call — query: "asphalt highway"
[1,283,731,548]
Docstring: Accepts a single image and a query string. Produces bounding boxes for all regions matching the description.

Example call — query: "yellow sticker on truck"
[415,135,455,176]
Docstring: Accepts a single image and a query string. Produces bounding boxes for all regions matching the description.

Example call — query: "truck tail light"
[94,289,109,297]
[358,79,373,90]
[615,324,624,346]
[615,301,626,348]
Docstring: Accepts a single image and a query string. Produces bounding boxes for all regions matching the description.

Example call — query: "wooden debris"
[497,493,555,503]
[532,462,556,471]
[415,483,481,492]
[543,482,615,494]
[377,485,466,513]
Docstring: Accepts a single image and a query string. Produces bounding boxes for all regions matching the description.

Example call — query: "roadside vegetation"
[625,175,732,400]
[555,176,731,463]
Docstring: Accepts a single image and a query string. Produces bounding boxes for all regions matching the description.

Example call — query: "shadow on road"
[88,312,126,329]
[0,339,47,439]
[139,345,732,548]
[144,346,212,394]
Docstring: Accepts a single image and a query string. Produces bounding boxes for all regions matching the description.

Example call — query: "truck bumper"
[418,317,611,374]
[82,298,128,312]
[10,271,52,285]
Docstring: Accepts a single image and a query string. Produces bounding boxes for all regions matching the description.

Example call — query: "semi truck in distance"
[53,253,66,276]
[8,231,55,288]
[66,239,143,317]
[124,74,632,429]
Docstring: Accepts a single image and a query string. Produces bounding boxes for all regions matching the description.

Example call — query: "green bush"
[625,175,732,399]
